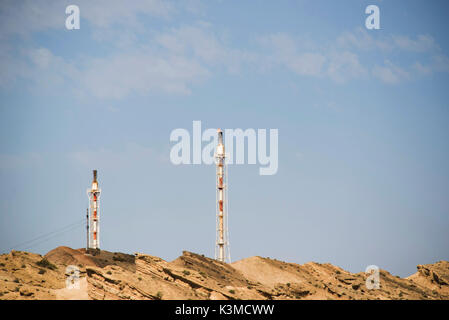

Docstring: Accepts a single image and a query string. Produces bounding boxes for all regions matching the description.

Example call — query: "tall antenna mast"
[87,170,101,250]
[215,129,230,263]
[86,207,89,251]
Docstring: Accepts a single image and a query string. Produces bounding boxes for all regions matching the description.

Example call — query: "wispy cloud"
[335,27,449,84]
[413,55,449,75]
[257,33,326,77]
[391,34,438,52]
[0,0,172,37]
[0,46,80,94]
[81,0,172,28]
[0,21,255,99]
[155,23,257,73]
[336,28,439,53]
[81,49,209,98]
[1,1,449,97]
[258,33,366,83]
[327,51,366,83]
[372,61,410,84]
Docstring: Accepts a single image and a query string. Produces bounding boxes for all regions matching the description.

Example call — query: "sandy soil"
[0,246,448,300]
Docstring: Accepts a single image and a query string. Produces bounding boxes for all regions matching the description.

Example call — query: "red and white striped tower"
[215,129,230,263]
[87,170,101,250]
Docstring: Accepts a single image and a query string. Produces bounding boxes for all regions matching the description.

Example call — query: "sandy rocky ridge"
[0,246,448,300]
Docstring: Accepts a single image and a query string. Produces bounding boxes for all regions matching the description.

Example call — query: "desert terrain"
[0,246,447,300]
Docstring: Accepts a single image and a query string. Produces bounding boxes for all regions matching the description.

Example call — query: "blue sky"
[1,0,448,277]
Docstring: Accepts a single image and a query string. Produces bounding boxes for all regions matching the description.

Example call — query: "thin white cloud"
[155,23,257,73]
[258,33,298,57]
[337,28,439,53]
[288,53,326,76]
[82,22,257,98]
[391,34,438,52]
[430,55,449,73]
[412,62,433,75]
[0,42,211,98]
[0,0,172,37]
[0,22,256,99]
[336,28,448,84]
[81,0,172,28]
[0,46,79,91]
[257,33,326,77]
[81,49,210,98]
[2,2,449,97]
[259,33,367,82]
[336,28,393,51]
[413,55,449,75]
[372,61,410,85]
[156,25,227,64]
[327,51,366,83]
[0,1,63,37]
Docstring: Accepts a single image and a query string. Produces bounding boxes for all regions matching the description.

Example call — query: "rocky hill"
[0,246,448,300]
